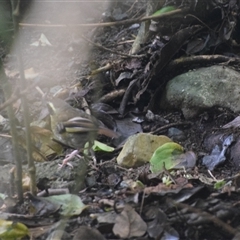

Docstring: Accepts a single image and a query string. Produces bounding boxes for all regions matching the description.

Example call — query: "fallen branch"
[19,9,185,28]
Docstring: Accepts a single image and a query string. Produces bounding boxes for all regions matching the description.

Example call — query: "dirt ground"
[1,1,240,239]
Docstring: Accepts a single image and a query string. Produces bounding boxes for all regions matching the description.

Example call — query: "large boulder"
[160,66,240,119]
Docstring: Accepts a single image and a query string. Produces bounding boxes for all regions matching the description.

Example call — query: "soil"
[0,1,240,240]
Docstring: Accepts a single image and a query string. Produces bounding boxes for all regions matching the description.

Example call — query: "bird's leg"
[89,138,98,166]
[84,139,97,166]
[58,150,80,168]
[59,138,96,168]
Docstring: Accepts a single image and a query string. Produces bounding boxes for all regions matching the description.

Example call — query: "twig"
[0,81,38,112]
[11,0,36,196]
[119,79,138,115]
[37,188,69,197]
[81,35,144,58]
[99,89,125,103]
[208,170,218,181]
[19,9,185,28]
[171,200,238,236]
[91,62,113,75]
[167,55,237,71]
[139,190,146,215]
[151,122,192,134]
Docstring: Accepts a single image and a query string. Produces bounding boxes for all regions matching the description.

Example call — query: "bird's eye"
[57,123,66,133]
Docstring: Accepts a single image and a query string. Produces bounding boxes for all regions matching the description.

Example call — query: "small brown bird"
[47,98,118,151]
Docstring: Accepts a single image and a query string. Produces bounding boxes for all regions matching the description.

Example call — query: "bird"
[47,98,118,166]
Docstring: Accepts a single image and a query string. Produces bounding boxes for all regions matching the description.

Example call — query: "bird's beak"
[47,102,56,115]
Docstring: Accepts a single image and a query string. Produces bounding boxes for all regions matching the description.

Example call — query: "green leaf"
[92,140,115,152]
[84,140,114,155]
[151,6,176,17]
[150,142,184,173]
[0,220,29,239]
[46,194,88,216]
[214,180,226,190]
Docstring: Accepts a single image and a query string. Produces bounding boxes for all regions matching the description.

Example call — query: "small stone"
[168,127,186,141]
[117,133,172,168]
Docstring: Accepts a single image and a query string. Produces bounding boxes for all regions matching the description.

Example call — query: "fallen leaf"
[0,219,29,240]
[150,142,184,173]
[113,204,147,238]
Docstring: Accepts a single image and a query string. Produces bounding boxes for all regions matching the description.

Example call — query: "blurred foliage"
[0,0,32,52]
[0,2,13,49]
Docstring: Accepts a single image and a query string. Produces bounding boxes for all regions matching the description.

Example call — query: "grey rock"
[160,66,240,119]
